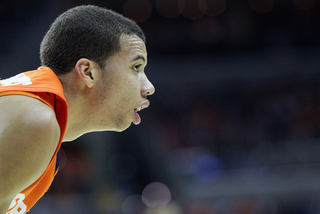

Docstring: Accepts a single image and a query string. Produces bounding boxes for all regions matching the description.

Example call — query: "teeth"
[135,104,147,112]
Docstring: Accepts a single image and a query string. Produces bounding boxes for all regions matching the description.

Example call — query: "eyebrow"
[131,55,146,63]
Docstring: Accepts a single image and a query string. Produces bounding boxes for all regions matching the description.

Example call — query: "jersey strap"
[1,67,68,214]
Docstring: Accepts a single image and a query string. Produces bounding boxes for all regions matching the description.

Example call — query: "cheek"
[101,74,140,109]
[120,76,141,97]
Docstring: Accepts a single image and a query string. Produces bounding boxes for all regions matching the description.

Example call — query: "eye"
[133,64,142,72]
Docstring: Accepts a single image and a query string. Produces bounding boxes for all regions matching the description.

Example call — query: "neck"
[58,73,89,142]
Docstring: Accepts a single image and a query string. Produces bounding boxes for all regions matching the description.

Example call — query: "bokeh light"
[198,0,226,16]
[292,0,316,10]
[144,201,183,214]
[122,195,145,214]
[155,0,181,19]
[248,0,274,13]
[179,0,204,19]
[142,182,171,208]
[4,1,320,214]
[123,0,153,23]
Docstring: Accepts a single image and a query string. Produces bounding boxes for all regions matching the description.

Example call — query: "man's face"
[93,34,155,131]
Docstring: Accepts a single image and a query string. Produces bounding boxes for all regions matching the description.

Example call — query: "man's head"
[40,5,146,75]
[44,5,155,141]
[61,33,155,141]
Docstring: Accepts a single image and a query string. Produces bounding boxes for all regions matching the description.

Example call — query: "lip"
[133,100,150,125]
[134,100,150,112]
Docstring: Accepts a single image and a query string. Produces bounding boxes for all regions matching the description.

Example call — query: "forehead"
[118,34,147,61]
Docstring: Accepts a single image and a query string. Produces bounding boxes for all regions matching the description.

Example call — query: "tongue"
[134,112,141,125]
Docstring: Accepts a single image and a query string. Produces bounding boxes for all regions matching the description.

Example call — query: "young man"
[0,5,155,214]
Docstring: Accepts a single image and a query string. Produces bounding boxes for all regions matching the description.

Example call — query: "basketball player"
[0,5,155,213]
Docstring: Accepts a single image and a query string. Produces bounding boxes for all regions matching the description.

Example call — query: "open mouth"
[133,100,150,125]
[134,106,143,112]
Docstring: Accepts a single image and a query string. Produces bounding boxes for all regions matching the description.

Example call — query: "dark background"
[1,0,320,213]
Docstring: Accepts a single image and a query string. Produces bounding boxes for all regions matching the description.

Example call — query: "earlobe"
[75,58,95,88]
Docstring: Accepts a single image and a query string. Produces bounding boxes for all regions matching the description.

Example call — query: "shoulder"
[0,94,59,132]
[0,94,61,160]
[0,95,61,201]
[0,94,61,150]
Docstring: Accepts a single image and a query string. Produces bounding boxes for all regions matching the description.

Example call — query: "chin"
[62,133,85,142]
[109,116,132,132]
[113,123,132,132]
[98,116,132,132]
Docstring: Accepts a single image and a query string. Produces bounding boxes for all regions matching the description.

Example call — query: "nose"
[142,77,155,97]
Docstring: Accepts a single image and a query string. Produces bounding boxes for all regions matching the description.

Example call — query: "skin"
[61,34,155,141]
[0,96,60,213]
[0,34,155,213]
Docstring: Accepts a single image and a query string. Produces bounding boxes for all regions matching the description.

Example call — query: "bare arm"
[0,95,60,213]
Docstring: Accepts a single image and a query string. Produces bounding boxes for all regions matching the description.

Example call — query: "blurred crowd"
[2,0,320,213]
[32,72,320,214]
[151,75,320,169]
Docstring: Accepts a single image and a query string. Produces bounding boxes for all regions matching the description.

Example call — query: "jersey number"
[6,193,27,214]
[0,73,32,86]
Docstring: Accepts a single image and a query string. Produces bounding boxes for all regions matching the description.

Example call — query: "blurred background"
[1,0,320,213]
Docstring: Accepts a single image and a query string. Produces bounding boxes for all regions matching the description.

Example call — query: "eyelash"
[133,64,142,72]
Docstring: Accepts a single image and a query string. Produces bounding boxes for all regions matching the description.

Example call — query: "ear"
[75,58,101,88]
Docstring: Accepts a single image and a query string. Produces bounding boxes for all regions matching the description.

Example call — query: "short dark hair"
[40,5,146,75]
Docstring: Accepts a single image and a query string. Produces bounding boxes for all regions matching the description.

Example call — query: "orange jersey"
[0,67,68,214]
